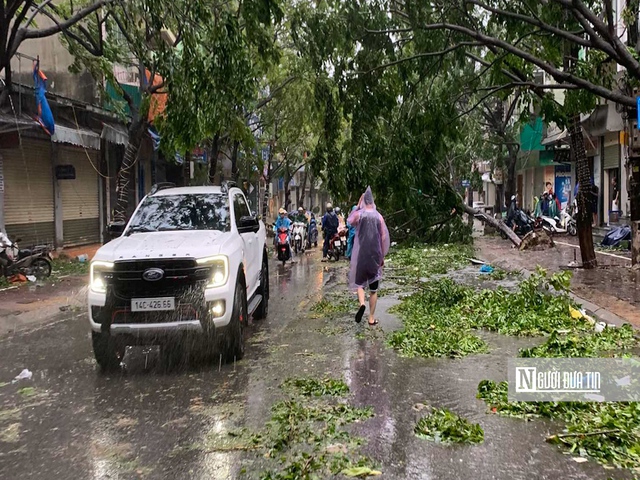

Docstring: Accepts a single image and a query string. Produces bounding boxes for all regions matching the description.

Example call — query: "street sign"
[461,180,471,187]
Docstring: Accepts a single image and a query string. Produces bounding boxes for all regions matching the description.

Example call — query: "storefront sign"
[55,165,76,180]
[555,165,572,209]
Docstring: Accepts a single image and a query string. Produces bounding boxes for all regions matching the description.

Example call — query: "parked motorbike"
[0,233,52,279]
[276,227,292,266]
[292,222,307,254]
[501,210,535,239]
[307,218,319,248]
[541,205,577,236]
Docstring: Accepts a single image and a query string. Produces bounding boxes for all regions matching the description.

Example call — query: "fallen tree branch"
[547,429,621,442]
[459,203,522,248]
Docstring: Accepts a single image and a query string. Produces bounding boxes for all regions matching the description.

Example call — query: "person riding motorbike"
[294,207,308,225]
[335,207,345,230]
[275,208,292,231]
[321,203,339,262]
[274,207,292,248]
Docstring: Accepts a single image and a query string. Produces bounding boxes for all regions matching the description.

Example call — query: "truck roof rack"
[149,182,176,195]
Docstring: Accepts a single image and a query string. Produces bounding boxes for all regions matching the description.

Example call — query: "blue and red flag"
[33,59,55,136]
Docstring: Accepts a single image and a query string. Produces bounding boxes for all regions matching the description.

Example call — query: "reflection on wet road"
[0,251,629,479]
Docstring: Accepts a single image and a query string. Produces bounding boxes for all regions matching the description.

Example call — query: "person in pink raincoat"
[348,187,390,326]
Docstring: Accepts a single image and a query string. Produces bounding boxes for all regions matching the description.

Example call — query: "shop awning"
[541,128,568,146]
[0,112,40,135]
[51,124,100,150]
[101,122,128,145]
[582,103,623,137]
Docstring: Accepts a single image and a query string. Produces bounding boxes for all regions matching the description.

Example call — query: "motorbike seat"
[18,249,32,258]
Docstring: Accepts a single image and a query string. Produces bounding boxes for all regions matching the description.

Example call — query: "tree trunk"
[460,203,522,247]
[504,146,518,209]
[284,167,292,211]
[231,140,240,182]
[208,134,220,184]
[309,171,315,212]
[569,117,597,268]
[0,63,11,107]
[297,167,308,208]
[113,118,146,223]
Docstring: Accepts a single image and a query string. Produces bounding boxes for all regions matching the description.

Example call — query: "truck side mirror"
[107,221,126,240]
[238,216,260,234]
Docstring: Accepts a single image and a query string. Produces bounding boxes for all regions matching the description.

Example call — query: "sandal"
[368,319,379,326]
[355,305,366,323]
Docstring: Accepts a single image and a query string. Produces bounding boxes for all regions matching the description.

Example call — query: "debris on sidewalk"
[479,265,494,274]
[12,369,33,383]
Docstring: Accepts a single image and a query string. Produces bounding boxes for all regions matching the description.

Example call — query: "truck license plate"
[334,240,341,246]
[131,297,175,312]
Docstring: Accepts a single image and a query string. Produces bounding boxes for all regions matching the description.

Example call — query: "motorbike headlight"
[90,261,114,293]
[197,255,229,288]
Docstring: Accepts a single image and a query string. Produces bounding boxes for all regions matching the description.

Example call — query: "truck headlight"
[90,261,114,293]
[197,255,229,288]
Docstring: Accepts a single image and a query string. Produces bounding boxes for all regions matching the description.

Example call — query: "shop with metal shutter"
[2,140,55,246]
[58,145,100,246]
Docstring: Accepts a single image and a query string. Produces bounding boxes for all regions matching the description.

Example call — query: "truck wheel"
[92,331,123,371]
[254,258,269,320]
[225,281,247,361]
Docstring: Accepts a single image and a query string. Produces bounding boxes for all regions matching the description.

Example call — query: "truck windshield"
[127,194,230,233]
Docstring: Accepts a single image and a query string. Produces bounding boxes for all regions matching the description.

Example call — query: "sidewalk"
[476,236,640,328]
[52,243,101,260]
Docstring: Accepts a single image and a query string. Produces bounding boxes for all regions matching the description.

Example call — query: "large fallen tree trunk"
[459,203,522,248]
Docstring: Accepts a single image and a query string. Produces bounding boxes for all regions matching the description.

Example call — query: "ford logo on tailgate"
[142,268,164,282]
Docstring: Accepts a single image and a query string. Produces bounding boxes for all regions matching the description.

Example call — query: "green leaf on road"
[341,466,382,477]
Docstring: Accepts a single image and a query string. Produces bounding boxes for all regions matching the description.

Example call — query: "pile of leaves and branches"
[212,376,379,479]
[310,294,358,319]
[414,408,484,445]
[386,244,475,280]
[388,269,595,358]
[477,380,640,469]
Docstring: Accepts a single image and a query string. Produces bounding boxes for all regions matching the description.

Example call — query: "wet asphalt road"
[0,251,633,479]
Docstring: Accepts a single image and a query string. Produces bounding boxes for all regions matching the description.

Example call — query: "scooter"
[337,227,348,257]
[327,232,342,261]
[501,209,535,239]
[541,205,577,236]
[292,222,307,254]
[307,217,319,248]
[0,233,53,279]
[276,227,292,266]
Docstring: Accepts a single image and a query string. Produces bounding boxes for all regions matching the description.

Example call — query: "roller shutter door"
[603,145,620,170]
[59,146,100,246]
[2,141,55,246]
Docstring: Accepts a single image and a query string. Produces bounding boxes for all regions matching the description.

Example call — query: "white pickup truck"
[88,183,269,370]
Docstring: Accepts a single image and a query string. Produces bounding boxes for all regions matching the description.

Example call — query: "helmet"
[298,207,304,212]
[279,208,286,215]
[326,202,333,210]
[335,207,341,214]
[511,195,516,201]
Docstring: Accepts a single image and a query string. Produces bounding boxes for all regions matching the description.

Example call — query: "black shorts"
[368,281,379,293]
